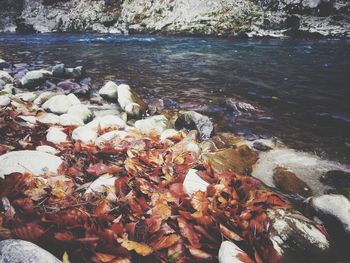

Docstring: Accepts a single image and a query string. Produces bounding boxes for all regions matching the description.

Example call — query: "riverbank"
[0,59,350,262]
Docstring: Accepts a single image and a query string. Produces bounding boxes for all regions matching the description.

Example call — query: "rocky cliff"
[0,0,349,37]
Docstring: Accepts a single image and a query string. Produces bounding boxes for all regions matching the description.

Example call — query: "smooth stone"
[17,92,37,102]
[38,113,60,125]
[125,102,142,118]
[0,239,61,263]
[320,170,350,189]
[72,126,98,144]
[67,104,94,123]
[160,129,180,141]
[0,79,5,89]
[99,81,118,99]
[85,173,117,195]
[0,70,14,84]
[218,241,252,263]
[175,111,214,140]
[46,127,68,144]
[310,194,350,236]
[2,84,15,94]
[36,145,58,155]
[96,130,128,147]
[0,95,10,106]
[20,69,52,89]
[0,150,63,179]
[33,91,56,105]
[134,115,170,134]
[273,167,312,197]
[117,84,147,112]
[59,113,84,126]
[202,145,259,175]
[183,169,209,196]
[52,63,65,77]
[64,66,82,78]
[66,93,81,105]
[85,115,126,131]
[42,94,80,114]
[18,115,37,124]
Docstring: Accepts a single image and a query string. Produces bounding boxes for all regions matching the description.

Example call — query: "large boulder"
[42,94,80,115]
[20,69,52,89]
[134,115,170,134]
[0,150,63,179]
[0,239,60,263]
[99,81,118,99]
[175,111,214,140]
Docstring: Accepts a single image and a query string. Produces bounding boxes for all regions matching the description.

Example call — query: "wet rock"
[202,145,259,175]
[310,194,350,237]
[253,141,272,152]
[36,145,58,155]
[0,95,11,106]
[273,167,312,197]
[0,150,63,179]
[42,94,80,115]
[20,69,52,89]
[0,239,61,263]
[17,92,37,102]
[65,66,83,79]
[52,63,65,77]
[125,102,142,119]
[225,98,257,115]
[183,169,209,196]
[59,113,84,126]
[67,104,94,123]
[0,70,13,84]
[117,84,147,113]
[218,241,253,263]
[99,81,118,99]
[86,115,126,131]
[46,127,68,144]
[320,170,350,189]
[135,115,170,134]
[268,209,331,263]
[33,91,56,105]
[38,113,60,125]
[175,111,214,140]
[72,126,98,145]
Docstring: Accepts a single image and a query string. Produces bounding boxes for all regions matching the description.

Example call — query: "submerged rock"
[273,167,312,197]
[0,239,60,263]
[218,241,253,263]
[20,69,52,89]
[0,150,63,179]
[135,115,170,134]
[175,111,214,140]
[99,81,118,99]
[183,169,209,196]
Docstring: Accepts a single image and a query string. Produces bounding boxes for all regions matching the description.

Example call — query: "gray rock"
[0,239,61,263]
[20,70,52,89]
[175,111,214,140]
[99,81,118,99]
[52,63,65,77]
[64,66,83,79]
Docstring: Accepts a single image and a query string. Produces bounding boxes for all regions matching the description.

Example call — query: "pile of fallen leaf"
[0,107,290,262]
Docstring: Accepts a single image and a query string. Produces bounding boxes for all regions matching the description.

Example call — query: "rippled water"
[0,34,349,163]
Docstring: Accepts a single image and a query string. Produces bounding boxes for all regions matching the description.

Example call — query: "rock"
[125,102,142,118]
[0,239,61,263]
[175,111,214,140]
[310,194,350,236]
[202,145,259,175]
[268,209,331,263]
[18,115,37,124]
[320,170,350,189]
[57,80,81,93]
[0,70,13,84]
[64,66,83,78]
[99,81,118,99]
[72,126,98,144]
[0,59,10,69]
[273,167,312,197]
[17,92,37,102]
[20,69,52,89]
[96,130,128,147]
[218,241,253,263]
[67,104,94,123]
[36,145,58,155]
[2,84,15,94]
[38,113,60,125]
[117,84,147,112]
[47,127,68,144]
[0,150,63,179]
[183,169,209,196]
[135,115,170,134]
[85,173,117,195]
[253,141,273,151]
[33,91,56,105]
[225,98,257,115]
[0,95,10,106]
[42,94,80,114]
[0,79,5,89]
[86,115,126,131]
[160,129,180,141]
[52,63,65,77]
[59,113,84,126]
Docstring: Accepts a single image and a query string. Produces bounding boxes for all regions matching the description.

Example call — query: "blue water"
[0,34,349,163]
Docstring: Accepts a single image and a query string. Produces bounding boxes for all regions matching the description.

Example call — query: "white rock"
[20,70,52,88]
[160,129,179,141]
[183,169,209,195]
[85,115,126,131]
[135,115,169,134]
[33,91,56,105]
[117,84,133,110]
[2,84,15,94]
[85,173,117,194]
[96,130,128,147]
[67,93,81,105]
[72,126,97,144]
[42,95,74,114]
[0,95,10,106]
[36,145,58,155]
[46,127,68,144]
[310,194,350,235]
[59,114,84,126]
[125,102,141,118]
[67,104,93,123]
[99,81,119,99]
[0,70,13,84]
[17,92,37,102]
[38,113,60,125]
[218,241,251,263]
[18,115,37,124]
[0,150,63,179]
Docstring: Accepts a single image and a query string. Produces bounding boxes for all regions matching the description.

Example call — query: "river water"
[0,34,349,164]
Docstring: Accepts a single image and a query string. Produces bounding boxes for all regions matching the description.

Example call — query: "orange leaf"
[151,234,180,250]
[219,224,243,241]
[177,217,201,248]
[187,245,213,260]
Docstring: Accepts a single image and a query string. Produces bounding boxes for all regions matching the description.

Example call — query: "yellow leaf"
[118,238,153,256]
[62,252,71,263]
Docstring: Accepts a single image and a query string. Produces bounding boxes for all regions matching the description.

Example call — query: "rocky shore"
[0,58,350,262]
[0,0,349,38]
